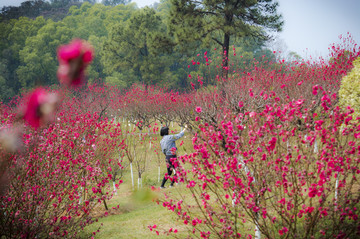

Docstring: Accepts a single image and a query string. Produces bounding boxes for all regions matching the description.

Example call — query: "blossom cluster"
[152,35,360,238]
[0,39,124,237]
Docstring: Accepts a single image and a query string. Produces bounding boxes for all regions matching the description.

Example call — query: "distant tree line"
[0,0,282,101]
[0,1,133,22]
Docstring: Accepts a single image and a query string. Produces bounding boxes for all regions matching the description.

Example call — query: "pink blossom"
[196,107,202,113]
[249,89,254,97]
[320,209,328,217]
[22,88,58,129]
[267,137,277,152]
[308,188,317,198]
[278,227,288,235]
[57,39,94,87]
[305,206,315,213]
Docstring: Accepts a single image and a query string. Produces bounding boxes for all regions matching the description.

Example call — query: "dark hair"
[160,126,169,136]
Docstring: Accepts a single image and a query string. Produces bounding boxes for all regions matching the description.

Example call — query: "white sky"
[277,0,360,58]
[1,0,359,58]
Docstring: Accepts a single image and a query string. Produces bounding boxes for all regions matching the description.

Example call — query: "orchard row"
[0,36,359,238]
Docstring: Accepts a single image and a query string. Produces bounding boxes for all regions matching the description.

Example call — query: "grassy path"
[83,179,187,238]
[84,126,192,238]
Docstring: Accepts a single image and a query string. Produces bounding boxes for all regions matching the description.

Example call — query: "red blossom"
[57,39,94,87]
[21,88,58,129]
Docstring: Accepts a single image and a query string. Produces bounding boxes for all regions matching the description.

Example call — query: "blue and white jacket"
[160,130,185,156]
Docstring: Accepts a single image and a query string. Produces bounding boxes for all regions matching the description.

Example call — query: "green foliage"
[0,0,51,22]
[8,16,46,57]
[154,0,172,21]
[339,57,360,115]
[0,2,141,100]
[0,0,282,100]
[0,63,14,101]
[0,16,47,100]
[87,35,106,82]
[105,72,134,88]
[50,0,81,8]
[101,0,131,6]
[102,7,176,86]
[0,0,86,22]
[17,19,73,88]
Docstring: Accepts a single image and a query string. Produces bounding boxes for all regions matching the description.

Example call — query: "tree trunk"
[130,163,134,190]
[222,33,230,80]
[103,198,108,210]
[220,32,230,101]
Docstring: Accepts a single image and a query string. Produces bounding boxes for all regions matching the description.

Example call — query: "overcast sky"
[1,0,359,59]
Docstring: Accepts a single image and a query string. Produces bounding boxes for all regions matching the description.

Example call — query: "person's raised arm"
[172,125,187,140]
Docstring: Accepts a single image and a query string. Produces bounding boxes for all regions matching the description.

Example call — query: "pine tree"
[169,0,283,78]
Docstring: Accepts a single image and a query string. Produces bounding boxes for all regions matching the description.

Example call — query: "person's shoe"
[169,185,174,188]
[159,186,165,189]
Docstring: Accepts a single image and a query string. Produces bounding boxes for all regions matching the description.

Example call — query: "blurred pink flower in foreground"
[22,88,58,129]
[57,39,94,87]
[0,127,23,196]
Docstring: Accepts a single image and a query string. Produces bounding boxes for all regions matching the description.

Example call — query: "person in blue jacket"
[159,125,186,188]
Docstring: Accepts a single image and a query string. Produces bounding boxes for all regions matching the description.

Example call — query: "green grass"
[82,183,191,238]
[82,124,193,238]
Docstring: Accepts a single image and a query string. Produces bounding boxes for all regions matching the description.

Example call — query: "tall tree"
[0,1,86,22]
[0,16,47,101]
[49,0,81,8]
[16,19,73,88]
[101,0,131,6]
[169,0,283,78]
[0,1,51,22]
[102,7,175,87]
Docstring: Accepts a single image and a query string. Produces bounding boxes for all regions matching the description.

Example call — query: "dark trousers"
[160,155,177,187]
